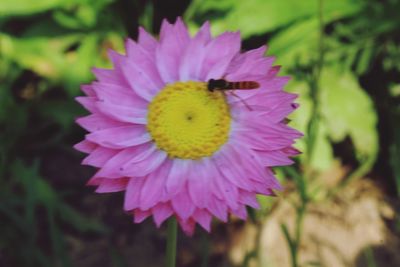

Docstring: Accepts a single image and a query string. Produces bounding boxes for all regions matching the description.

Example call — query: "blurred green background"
[1,0,400,266]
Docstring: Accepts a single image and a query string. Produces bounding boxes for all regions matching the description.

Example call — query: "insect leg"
[228,91,253,111]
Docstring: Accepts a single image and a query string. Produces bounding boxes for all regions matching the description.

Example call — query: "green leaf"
[309,124,334,171]
[0,0,113,17]
[53,0,113,29]
[289,69,378,174]
[0,32,104,96]
[0,201,28,233]
[37,99,85,130]
[0,33,82,80]
[12,160,58,205]
[11,160,106,234]
[355,41,375,75]
[0,0,67,16]
[286,80,334,171]
[320,68,378,160]
[63,34,99,95]
[47,210,72,267]
[268,18,318,65]
[186,0,363,38]
[58,203,108,233]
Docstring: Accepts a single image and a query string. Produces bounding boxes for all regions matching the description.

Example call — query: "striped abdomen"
[207,79,260,92]
[225,81,260,90]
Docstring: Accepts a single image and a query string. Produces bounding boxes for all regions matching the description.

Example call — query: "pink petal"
[260,102,298,123]
[188,159,212,209]
[171,189,195,220]
[267,65,281,78]
[155,46,178,83]
[133,209,151,223]
[230,204,247,220]
[178,21,211,81]
[194,21,212,43]
[139,161,172,210]
[227,142,282,190]
[86,177,104,186]
[214,149,256,191]
[124,178,146,210]
[119,58,160,101]
[166,159,190,196]
[214,171,239,210]
[120,149,167,177]
[75,96,97,113]
[192,209,212,232]
[81,84,96,96]
[138,27,158,53]
[235,130,295,151]
[95,143,156,178]
[171,17,191,46]
[76,114,126,132]
[82,146,119,167]
[86,125,150,149]
[226,46,269,77]
[178,218,196,236]
[152,202,173,227]
[92,82,148,108]
[96,102,147,124]
[226,46,266,70]
[227,57,275,80]
[74,140,97,153]
[91,68,128,87]
[95,178,129,193]
[106,50,131,87]
[239,119,302,141]
[240,91,297,109]
[252,181,277,195]
[179,38,206,81]
[238,190,260,209]
[156,18,190,83]
[259,76,290,92]
[255,150,294,166]
[206,197,228,222]
[201,31,241,79]
[283,146,301,156]
[205,53,236,80]
[124,39,164,92]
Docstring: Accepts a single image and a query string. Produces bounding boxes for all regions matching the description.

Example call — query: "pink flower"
[75,18,301,235]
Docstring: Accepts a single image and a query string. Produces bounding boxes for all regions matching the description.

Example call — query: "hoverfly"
[207,79,260,110]
[207,79,260,92]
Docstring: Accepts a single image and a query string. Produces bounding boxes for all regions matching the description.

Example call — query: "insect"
[207,79,260,92]
[207,79,260,110]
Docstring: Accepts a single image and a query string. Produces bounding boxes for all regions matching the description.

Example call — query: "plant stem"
[305,0,325,168]
[316,0,325,80]
[200,232,210,267]
[166,217,178,267]
[281,167,309,267]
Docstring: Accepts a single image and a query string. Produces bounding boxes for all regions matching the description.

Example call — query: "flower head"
[75,18,301,235]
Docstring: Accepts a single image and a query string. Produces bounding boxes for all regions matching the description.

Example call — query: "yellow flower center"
[147,81,231,159]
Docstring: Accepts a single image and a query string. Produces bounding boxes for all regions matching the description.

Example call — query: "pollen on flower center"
[147,81,231,159]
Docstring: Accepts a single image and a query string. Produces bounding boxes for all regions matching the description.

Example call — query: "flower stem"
[166,217,178,267]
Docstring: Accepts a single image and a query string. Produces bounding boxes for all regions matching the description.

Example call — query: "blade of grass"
[281,223,298,267]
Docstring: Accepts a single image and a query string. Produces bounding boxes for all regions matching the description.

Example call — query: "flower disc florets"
[147,81,230,159]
